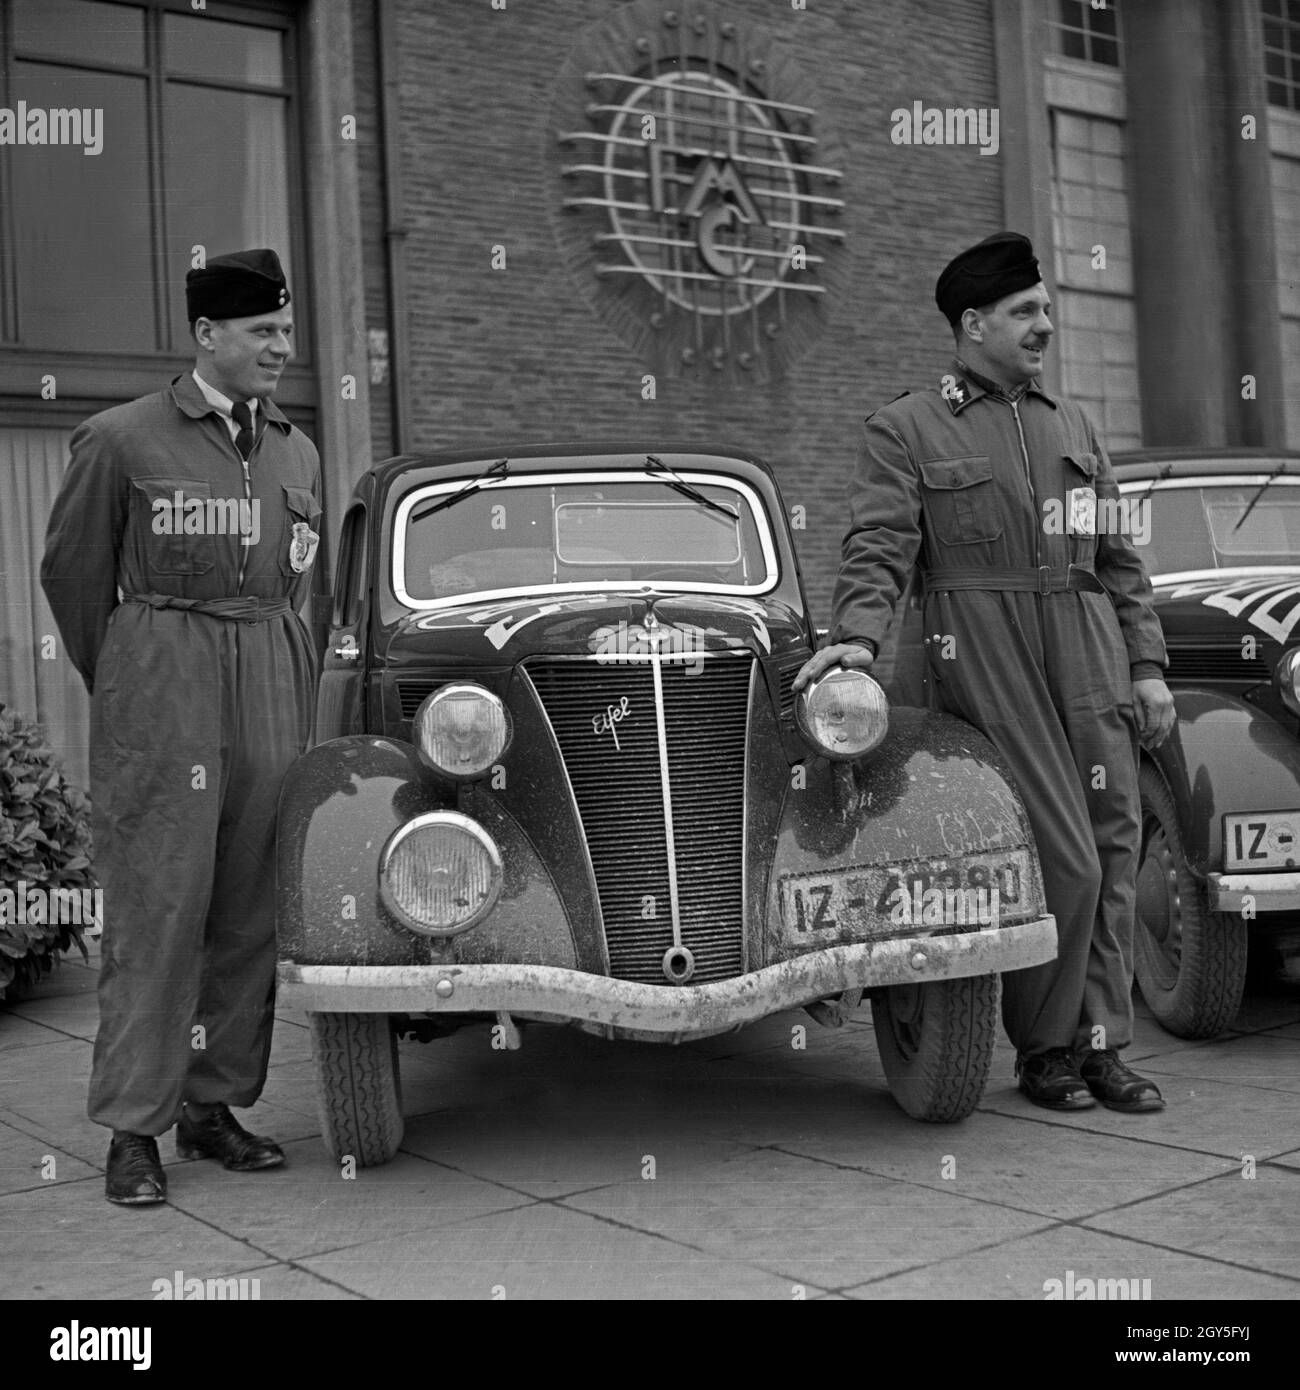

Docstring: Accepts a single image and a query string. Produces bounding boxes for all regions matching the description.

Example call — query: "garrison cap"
[935,231,1040,328]
[186,248,290,323]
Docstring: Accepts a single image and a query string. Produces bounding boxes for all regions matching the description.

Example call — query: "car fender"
[765,707,1050,962]
[1148,687,1300,880]
[276,735,579,969]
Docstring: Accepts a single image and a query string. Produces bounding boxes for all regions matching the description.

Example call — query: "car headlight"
[1277,648,1300,717]
[415,683,511,779]
[795,667,889,760]
[378,811,502,936]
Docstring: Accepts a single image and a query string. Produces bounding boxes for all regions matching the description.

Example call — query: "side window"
[333,503,368,629]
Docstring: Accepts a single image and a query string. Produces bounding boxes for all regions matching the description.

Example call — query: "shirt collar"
[950,358,1057,412]
[191,369,257,421]
[170,371,291,432]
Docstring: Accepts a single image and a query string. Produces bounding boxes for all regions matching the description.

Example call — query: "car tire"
[1134,762,1247,1039]
[870,974,998,1121]
[308,1011,404,1167]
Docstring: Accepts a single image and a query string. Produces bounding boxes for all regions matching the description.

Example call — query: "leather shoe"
[106,1131,166,1205]
[176,1103,285,1170]
[1079,1049,1165,1112]
[1016,1047,1096,1110]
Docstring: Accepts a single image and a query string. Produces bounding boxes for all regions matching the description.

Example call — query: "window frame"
[0,0,313,410]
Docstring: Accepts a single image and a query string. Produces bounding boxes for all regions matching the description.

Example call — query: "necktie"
[231,401,255,461]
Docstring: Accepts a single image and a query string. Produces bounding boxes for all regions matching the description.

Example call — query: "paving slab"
[561,1145,1051,1290]
[1083,1167,1300,1282]
[298,1200,817,1300]
[981,1073,1300,1161]
[773,1109,1235,1221]
[0,1176,277,1301]
[399,1105,762,1199]
[0,1116,98,1195]
[6,987,100,1042]
[842,1221,1300,1300]
[0,1010,71,1054]
[1134,1032,1300,1095]
[164,1137,535,1260]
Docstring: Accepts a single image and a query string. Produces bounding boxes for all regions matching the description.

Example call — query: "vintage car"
[1116,449,1300,1038]
[275,442,1057,1166]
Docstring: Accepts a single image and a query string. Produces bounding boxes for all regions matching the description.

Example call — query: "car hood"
[1150,569,1300,648]
[381,590,810,668]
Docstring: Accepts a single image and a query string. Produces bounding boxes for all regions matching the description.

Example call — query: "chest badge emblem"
[289,521,319,574]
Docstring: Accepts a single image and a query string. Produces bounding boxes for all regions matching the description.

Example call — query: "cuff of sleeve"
[1130,661,1164,683]
[831,634,877,657]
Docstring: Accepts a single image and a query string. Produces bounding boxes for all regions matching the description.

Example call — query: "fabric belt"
[924,566,1107,597]
[122,592,293,622]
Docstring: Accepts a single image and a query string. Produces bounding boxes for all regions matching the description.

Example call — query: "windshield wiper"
[1129,461,1174,511]
[411,458,509,523]
[643,454,736,520]
[1233,461,1289,534]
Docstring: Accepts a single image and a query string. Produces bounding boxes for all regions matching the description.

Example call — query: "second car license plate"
[779,847,1032,944]
[1223,811,1300,871]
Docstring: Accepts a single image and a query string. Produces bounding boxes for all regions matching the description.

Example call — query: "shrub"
[0,704,94,1001]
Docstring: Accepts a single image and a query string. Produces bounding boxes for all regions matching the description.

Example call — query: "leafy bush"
[0,704,94,1001]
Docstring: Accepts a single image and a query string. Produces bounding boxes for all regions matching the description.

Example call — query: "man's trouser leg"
[926,590,1103,1055]
[87,610,225,1135]
[183,617,315,1110]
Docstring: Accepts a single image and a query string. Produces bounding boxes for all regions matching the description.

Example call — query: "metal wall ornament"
[549,0,849,386]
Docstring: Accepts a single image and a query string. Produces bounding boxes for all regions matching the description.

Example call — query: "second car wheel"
[308,1011,404,1167]
[1134,761,1247,1039]
[870,973,999,1121]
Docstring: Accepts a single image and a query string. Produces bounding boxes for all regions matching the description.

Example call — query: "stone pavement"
[2,938,1298,1301]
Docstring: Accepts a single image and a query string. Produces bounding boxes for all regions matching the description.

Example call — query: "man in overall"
[795,232,1176,1112]
[42,249,322,1202]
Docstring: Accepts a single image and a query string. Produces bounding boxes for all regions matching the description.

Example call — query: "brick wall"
[357,0,1003,621]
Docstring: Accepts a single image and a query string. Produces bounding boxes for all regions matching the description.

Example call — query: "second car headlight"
[1277,648,1300,717]
[796,667,889,760]
[415,683,512,778]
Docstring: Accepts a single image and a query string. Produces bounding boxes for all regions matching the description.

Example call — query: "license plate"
[779,847,1032,944]
[1223,811,1300,871]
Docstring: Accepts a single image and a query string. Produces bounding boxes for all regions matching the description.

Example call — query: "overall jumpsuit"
[830,364,1167,1058]
[41,372,320,1134]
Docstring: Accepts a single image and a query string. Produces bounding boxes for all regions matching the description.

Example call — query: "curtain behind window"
[0,427,89,789]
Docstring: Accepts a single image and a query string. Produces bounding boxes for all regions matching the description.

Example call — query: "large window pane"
[164,14,284,87]
[12,0,145,69]
[163,84,293,345]
[10,64,154,350]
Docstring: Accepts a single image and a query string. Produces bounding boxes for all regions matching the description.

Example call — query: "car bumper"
[277,915,1056,1033]
[1207,872,1300,913]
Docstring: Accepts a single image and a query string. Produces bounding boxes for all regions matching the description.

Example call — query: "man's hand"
[792,643,875,693]
[1133,678,1176,749]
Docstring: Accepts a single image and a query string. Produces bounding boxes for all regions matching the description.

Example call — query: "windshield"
[395,474,776,606]
[1135,482,1300,575]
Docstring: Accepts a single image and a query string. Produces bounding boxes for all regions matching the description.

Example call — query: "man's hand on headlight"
[793,643,875,693]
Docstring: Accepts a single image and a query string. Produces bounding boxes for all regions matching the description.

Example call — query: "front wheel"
[308,1012,404,1167]
[871,974,999,1121]
[1134,763,1247,1038]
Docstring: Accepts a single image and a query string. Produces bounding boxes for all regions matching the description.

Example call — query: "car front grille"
[1163,641,1271,684]
[527,655,751,985]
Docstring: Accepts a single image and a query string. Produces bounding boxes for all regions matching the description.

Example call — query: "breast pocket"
[278,485,322,577]
[919,455,1002,545]
[1063,452,1101,539]
[130,476,215,577]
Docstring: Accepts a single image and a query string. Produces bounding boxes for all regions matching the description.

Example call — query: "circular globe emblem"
[549,0,849,384]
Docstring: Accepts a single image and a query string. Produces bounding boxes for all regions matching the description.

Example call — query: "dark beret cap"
[186,247,290,322]
[935,231,1040,327]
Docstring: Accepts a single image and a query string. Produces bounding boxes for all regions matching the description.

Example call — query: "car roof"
[364,440,779,490]
[1112,448,1300,483]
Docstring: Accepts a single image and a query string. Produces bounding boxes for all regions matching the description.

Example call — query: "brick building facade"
[3,0,1298,782]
